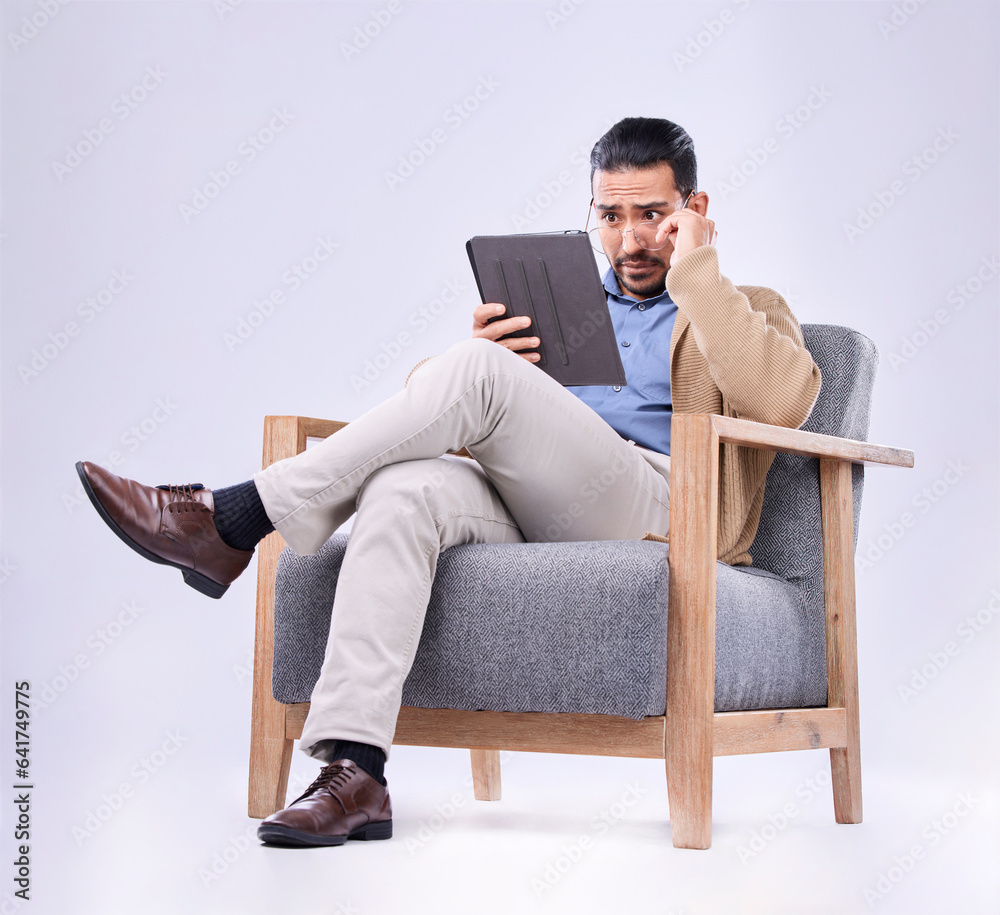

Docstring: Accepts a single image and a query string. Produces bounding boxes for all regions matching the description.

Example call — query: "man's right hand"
[471,303,540,362]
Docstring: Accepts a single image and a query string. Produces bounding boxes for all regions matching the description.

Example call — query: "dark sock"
[212,480,274,551]
[316,739,386,785]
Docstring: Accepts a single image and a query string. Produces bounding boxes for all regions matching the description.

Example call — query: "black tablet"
[466,231,627,387]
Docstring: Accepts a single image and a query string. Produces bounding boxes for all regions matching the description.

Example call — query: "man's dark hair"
[590,117,698,197]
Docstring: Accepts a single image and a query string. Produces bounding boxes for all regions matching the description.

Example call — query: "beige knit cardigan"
[660,246,821,564]
[405,245,821,566]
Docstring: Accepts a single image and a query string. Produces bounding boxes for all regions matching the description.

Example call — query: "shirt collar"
[602,266,674,308]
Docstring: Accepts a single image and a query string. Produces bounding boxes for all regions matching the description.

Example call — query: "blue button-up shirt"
[568,267,677,455]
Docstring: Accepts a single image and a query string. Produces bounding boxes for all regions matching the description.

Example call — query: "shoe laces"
[295,763,352,802]
[156,483,206,510]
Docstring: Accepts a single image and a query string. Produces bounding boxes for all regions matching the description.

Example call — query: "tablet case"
[466,231,627,387]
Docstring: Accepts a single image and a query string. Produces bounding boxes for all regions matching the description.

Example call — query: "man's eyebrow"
[595,200,673,211]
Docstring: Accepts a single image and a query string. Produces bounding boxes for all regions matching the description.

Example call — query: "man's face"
[591,163,699,300]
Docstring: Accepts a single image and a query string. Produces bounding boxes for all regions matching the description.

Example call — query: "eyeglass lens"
[587,222,666,254]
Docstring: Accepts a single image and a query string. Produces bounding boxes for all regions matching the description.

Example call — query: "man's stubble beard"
[614,256,668,300]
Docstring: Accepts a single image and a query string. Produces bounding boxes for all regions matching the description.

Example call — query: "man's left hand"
[654,209,717,268]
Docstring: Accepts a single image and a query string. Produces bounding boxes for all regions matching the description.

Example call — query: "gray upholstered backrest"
[749,325,879,587]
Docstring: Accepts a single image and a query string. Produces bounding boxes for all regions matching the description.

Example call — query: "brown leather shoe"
[257,760,393,847]
[75,461,254,599]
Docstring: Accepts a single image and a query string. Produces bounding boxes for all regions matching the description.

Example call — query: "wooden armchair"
[248,326,913,849]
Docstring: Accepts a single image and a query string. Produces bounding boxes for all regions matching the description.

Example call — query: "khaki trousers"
[254,337,672,760]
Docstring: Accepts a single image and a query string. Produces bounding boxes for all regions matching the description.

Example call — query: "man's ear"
[689,190,709,216]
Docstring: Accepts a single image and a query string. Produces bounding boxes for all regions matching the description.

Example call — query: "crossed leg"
[253,337,672,759]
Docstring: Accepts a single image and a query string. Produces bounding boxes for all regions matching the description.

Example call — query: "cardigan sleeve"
[665,246,821,429]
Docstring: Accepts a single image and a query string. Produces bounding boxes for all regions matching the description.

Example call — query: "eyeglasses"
[585,191,696,254]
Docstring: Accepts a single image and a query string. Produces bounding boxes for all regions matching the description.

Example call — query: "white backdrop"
[2,2,998,913]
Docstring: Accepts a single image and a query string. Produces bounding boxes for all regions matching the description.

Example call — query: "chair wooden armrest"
[665,413,914,848]
[709,414,914,467]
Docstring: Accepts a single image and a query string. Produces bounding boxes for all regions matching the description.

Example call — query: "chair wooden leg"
[665,414,719,849]
[470,749,502,800]
[821,460,863,824]
[249,528,295,818]
[665,747,713,849]
[830,745,862,823]
[249,707,294,818]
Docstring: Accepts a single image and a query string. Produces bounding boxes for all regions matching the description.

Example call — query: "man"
[76,117,821,848]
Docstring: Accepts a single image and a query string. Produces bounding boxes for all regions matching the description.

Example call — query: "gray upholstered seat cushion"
[271,325,877,718]
[273,536,825,716]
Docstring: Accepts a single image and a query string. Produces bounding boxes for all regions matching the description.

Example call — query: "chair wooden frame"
[248,412,913,848]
